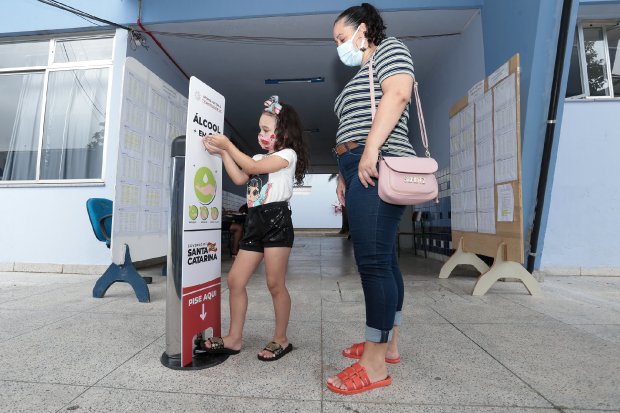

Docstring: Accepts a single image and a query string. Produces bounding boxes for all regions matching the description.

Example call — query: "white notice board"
[111,57,188,264]
[448,54,525,263]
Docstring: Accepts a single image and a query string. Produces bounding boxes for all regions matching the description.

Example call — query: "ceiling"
[149,9,479,173]
[578,4,620,20]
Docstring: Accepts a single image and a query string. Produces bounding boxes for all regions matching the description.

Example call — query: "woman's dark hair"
[335,3,387,46]
[269,102,309,186]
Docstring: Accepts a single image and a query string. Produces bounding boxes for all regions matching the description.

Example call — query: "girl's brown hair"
[270,102,309,185]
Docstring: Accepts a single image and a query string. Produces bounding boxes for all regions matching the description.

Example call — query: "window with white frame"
[567,21,620,98]
[0,34,114,182]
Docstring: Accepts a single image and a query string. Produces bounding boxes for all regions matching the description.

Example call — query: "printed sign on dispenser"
[181,77,225,367]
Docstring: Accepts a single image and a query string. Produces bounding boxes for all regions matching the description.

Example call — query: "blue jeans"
[337,145,405,343]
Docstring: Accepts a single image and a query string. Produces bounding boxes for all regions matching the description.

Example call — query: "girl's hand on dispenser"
[206,134,232,151]
[202,136,223,155]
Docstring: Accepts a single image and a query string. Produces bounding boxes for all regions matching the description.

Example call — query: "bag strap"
[369,57,431,158]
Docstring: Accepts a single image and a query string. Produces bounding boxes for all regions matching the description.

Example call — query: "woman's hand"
[336,174,346,206]
[206,134,232,151]
[358,146,380,188]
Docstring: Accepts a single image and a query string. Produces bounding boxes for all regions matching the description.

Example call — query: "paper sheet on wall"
[148,114,167,140]
[493,73,518,183]
[150,89,169,118]
[497,184,515,222]
[468,79,485,102]
[115,210,140,234]
[123,99,147,132]
[121,126,144,158]
[126,72,147,105]
[120,154,143,182]
[143,211,163,233]
[488,62,509,88]
[476,186,495,212]
[463,190,476,212]
[475,91,496,234]
[464,212,478,232]
[477,211,496,234]
[449,103,477,233]
[449,112,462,230]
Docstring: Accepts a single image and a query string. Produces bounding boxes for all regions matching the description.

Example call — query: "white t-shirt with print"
[246,148,297,208]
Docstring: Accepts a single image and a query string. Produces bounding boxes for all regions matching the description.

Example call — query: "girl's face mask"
[258,133,277,152]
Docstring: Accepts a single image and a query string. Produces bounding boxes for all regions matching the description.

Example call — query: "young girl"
[197,95,308,361]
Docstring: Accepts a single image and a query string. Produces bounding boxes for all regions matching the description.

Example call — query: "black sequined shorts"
[239,201,294,252]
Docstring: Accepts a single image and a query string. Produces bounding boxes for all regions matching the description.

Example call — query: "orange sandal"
[326,362,392,395]
[342,342,401,364]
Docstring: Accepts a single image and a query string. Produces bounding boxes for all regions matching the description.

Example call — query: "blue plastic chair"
[85,198,151,303]
[86,198,113,248]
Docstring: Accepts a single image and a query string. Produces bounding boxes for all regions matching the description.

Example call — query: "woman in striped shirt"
[327,3,416,395]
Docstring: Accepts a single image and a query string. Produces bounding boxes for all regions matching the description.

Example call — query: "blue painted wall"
[481,0,564,259]
[533,1,580,271]
[579,0,620,4]
[0,0,138,35]
[401,12,485,252]
[140,0,484,24]
[538,0,620,272]
[540,101,620,272]
[415,11,485,168]
[0,0,483,36]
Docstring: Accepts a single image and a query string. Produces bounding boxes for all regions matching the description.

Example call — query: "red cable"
[137,19,190,79]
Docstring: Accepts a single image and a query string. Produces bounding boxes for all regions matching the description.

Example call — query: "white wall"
[289,174,340,229]
[0,27,195,269]
[0,29,128,268]
[540,100,620,274]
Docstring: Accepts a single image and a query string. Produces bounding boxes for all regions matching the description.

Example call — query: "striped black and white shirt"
[334,37,416,156]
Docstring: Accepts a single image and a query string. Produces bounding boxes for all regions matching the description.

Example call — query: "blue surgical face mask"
[337,25,366,67]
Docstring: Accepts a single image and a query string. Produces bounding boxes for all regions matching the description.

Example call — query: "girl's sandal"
[342,342,401,364]
[326,362,392,395]
[257,341,293,361]
[193,336,240,356]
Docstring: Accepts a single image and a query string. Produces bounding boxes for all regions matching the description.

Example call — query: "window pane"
[40,69,109,180]
[0,41,49,68]
[583,27,610,96]
[54,37,113,63]
[607,25,620,97]
[0,73,44,181]
[566,31,584,97]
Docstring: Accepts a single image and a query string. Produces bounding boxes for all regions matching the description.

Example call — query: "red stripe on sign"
[182,277,222,296]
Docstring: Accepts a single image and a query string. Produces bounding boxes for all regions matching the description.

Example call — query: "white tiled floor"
[0,236,619,412]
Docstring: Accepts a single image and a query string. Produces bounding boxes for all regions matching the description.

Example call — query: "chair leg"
[92,245,150,303]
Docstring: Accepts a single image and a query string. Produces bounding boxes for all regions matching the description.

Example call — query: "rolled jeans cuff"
[365,325,393,343]
[393,311,402,326]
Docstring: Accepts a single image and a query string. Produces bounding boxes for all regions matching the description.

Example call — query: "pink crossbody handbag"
[369,57,439,205]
